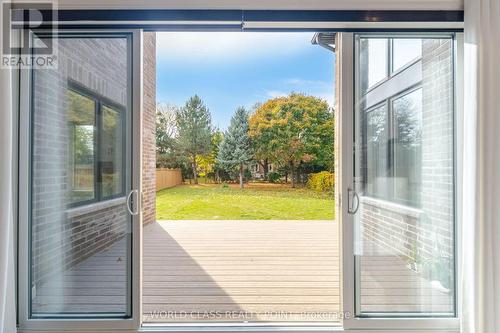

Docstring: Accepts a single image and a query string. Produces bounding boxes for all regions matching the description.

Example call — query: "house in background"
[250,161,275,179]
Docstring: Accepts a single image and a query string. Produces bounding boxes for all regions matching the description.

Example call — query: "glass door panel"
[353,35,456,316]
[29,33,134,318]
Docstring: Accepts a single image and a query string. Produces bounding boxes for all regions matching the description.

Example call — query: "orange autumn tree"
[249,93,334,187]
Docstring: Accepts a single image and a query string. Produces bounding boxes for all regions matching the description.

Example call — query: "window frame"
[67,80,127,208]
[363,37,424,95]
[340,32,461,331]
[391,38,423,73]
[67,88,98,206]
[363,84,424,208]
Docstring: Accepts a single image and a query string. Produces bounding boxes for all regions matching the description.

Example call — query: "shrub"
[307,171,334,192]
[267,171,282,183]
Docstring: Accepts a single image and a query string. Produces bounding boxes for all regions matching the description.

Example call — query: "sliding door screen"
[29,34,133,318]
[353,35,456,316]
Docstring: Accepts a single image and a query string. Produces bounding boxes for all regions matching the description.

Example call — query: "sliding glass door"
[18,31,142,330]
[339,33,459,330]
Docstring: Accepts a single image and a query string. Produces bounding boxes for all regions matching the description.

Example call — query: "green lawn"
[156,183,335,220]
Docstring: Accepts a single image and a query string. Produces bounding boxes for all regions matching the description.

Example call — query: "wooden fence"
[156,168,182,191]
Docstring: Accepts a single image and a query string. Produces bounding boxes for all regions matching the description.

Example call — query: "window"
[354,34,456,318]
[365,103,389,199]
[68,85,126,206]
[359,36,425,207]
[68,90,96,204]
[359,38,389,91]
[392,38,422,72]
[360,37,423,93]
[364,87,423,207]
[393,88,422,205]
[101,105,124,198]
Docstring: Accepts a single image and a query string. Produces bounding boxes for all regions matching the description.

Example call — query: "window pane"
[359,38,388,91]
[31,35,131,318]
[392,38,422,72]
[101,106,124,198]
[393,88,422,206]
[354,36,455,316]
[68,90,96,204]
[366,104,390,199]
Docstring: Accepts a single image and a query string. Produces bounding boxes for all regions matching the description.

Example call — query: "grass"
[156,182,335,220]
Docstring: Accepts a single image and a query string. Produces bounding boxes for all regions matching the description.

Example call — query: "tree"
[249,93,334,187]
[176,95,212,184]
[217,107,253,188]
[210,129,224,182]
[248,101,274,179]
[156,103,182,168]
[196,129,224,183]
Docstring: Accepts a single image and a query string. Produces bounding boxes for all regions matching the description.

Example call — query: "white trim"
[131,29,144,331]
[65,197,127,219]
[18,62,32,333]
[454,31,464,324]
[16,323,462,333]
[359,196,423,218]
[337,31,356,329]
[55,0,464,11]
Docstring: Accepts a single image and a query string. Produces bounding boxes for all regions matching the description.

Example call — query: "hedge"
[307,171,334,192]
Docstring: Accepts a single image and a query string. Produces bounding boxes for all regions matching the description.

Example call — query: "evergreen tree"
[176,95,212,184]
[217,107,253,188]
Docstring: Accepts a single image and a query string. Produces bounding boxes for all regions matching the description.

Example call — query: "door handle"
[347,188,360,215]
[126,189,139,216]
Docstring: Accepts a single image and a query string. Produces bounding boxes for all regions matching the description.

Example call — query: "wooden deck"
[143,220,340,322]
[33,220,453,322]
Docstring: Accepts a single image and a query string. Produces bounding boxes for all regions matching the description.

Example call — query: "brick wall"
[360,39,454,262]
[420,39,455,260]
[142,32,157,226]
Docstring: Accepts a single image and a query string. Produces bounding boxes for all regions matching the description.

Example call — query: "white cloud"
[283,78,326,86]
[266,90,288,98]
[156,32,312,63]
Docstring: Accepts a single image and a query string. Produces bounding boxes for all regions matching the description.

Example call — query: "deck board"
[33,220,454,322]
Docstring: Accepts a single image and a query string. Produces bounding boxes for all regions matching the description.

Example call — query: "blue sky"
[156,32,335,130]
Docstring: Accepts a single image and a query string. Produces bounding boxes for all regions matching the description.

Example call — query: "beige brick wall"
[142,32,157,225]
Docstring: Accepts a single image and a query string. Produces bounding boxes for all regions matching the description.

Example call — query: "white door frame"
[337,32,462,331]
[17,29,143,332]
